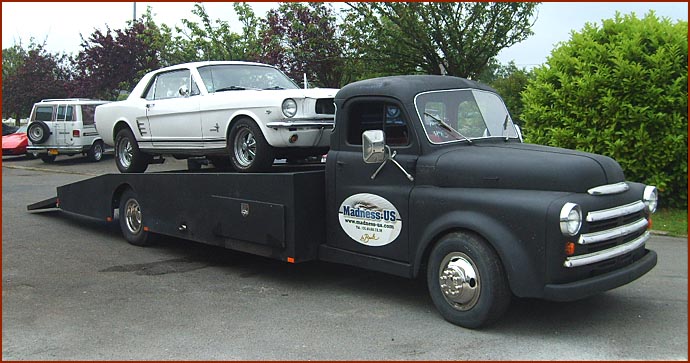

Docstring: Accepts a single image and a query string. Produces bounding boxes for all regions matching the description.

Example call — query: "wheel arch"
[111,183,135,213]
[413,211,543,297]
[113,120,135,142]
[224,111,276,147]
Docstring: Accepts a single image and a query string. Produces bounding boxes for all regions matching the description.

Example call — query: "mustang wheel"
[115,128,150,173]
[27,121,50,144]
[427,232,511,329]
[87,140,104,162]
[118,189,153,246]
[228,118,274,172]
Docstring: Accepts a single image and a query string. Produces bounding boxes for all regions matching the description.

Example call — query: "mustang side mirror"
[178,85,190,97]
[362,130,386,163]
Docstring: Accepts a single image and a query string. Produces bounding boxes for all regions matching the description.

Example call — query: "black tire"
[228,118,274,172]
[118,189,153,246]
[27,121,50,144]
[40,154,56,163]
[87,140,104,162]
[115,128,150,173]
[25,152,38,160]
[427,232,511,329]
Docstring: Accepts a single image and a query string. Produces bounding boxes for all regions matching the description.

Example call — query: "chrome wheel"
[123,198,142,235]
[438,252,480,311]
[29,127,43,141]
[117,136,133,169]
[93,143,103,160]
[233,128,256,167]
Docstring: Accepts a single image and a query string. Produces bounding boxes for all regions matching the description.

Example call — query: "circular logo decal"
[338,193,402,246]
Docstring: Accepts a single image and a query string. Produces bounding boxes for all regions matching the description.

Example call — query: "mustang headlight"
[643,186,658,213]
[282,98,297,118]
[559,203,582,236]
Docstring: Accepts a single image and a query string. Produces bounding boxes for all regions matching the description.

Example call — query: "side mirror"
[362,130,386,163]
[178,85,190,97]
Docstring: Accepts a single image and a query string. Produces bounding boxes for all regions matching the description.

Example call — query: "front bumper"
[542,248,657,301]
[28,145,89,155]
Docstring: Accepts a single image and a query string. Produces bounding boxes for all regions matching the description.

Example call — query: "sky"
[2,2,688,69]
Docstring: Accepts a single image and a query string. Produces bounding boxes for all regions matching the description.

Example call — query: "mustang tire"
[115,128,150,173]
[118,189,154,246]
[228,118,274,172]
[427,232,511,329]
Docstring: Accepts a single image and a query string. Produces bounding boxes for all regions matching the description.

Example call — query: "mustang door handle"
[146,103,154,108]
[210,123,220,132]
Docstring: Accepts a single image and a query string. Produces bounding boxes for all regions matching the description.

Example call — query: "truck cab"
[322,75,657,328]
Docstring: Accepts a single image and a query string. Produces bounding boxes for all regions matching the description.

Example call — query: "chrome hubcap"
[124,198,142,234]
[234,128,256,167]
[30,127,42,141]
[439,252,480,311]
[118,138,132,168]
[94,144,103,159]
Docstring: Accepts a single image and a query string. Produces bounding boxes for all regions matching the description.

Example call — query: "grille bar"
[578,217,648,244]
[586,200,646,222]
[564,231,650,268]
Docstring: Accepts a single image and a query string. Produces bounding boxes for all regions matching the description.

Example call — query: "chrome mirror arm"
[370,146,414,182]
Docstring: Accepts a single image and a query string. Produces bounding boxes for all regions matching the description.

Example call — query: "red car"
[2,125,36,158]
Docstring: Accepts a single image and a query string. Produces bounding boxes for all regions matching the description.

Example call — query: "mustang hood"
[433,143,625,192]
[271,88,338,99]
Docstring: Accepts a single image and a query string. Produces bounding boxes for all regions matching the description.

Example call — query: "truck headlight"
[643,186,658,213]
[282,98,297,118]
[559,203,582,236]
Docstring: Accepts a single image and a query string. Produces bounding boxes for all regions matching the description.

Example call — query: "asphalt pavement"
[2,153,688,360]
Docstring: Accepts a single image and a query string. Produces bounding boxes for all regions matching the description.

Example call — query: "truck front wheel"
[118,189,153,246]
[427,232,510,329]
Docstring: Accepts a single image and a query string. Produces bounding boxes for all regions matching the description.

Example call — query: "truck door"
[330,98,419,262]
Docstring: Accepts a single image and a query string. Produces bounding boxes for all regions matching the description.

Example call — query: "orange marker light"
[143,226,149,232]
[106,217,113,222]
[647,217,653,230]
[287,257,295,263]
[565,242,575,256]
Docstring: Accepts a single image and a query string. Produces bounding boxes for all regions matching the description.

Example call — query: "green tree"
[522,12,688,207]
[488,62,534,125]
[343,2,539,79]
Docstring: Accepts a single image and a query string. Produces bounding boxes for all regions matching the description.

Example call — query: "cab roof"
[335,75,497,102]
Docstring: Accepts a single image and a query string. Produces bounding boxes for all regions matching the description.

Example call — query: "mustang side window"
[347,101,409,146]
[152,70,191,100]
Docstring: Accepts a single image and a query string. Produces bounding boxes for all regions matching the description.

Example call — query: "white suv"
[27,99,110,163]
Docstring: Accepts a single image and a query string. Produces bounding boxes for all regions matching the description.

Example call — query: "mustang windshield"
[415,89,519,143]
[198,64,300,93]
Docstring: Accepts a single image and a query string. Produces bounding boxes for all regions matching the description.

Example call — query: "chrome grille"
[564,200,649,268]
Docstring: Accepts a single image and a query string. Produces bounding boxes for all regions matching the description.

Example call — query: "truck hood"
[432,143,625,192]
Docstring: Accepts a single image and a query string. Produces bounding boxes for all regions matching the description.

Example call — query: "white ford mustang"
[95,61,338,172]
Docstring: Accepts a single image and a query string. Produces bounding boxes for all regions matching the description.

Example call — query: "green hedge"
[522,12,688,208]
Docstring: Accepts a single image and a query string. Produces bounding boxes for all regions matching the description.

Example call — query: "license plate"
[48,149,58,155]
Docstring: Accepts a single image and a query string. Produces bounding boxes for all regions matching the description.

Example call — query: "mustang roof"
[335,75,497,101]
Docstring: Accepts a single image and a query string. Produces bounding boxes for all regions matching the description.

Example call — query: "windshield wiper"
[264,86,284,90]
[424,112,472,144]
[215,85,246,92]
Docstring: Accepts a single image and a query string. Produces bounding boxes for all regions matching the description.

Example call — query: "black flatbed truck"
[28,75,658,328]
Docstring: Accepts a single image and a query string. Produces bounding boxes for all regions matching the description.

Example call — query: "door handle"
[209,123,220,132]
[336,161,346,166]
[146,103,154,109]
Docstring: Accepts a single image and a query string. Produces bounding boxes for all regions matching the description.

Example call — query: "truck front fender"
[412,210,544,298]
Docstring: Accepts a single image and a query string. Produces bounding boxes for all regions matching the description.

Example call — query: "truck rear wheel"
[229,118,274,172]
[118,189,153,246]
[427,232,510,329]
[115,128,149,173]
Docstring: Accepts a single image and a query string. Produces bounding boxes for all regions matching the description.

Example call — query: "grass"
[652,208,688,237]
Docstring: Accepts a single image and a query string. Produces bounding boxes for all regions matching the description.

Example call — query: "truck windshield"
[414,89,519,144]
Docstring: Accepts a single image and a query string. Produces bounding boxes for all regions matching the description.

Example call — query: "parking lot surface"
[2,154,688,360]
